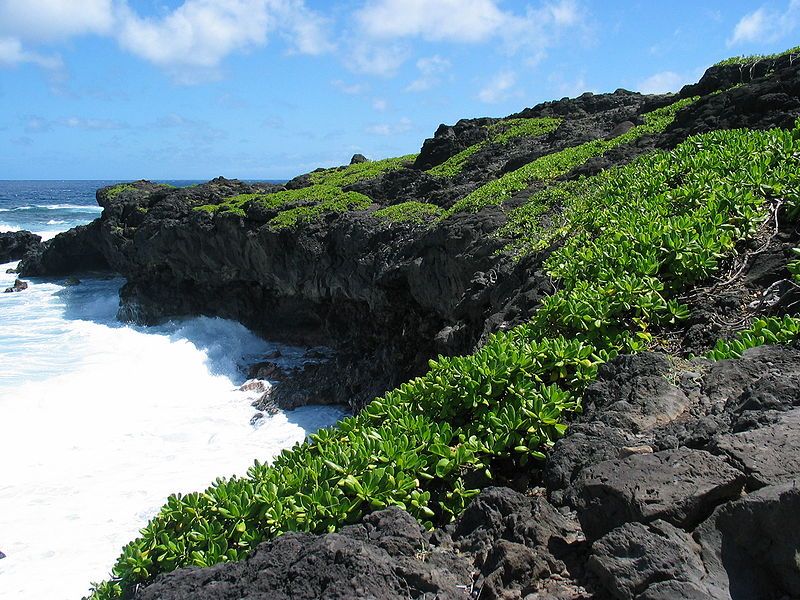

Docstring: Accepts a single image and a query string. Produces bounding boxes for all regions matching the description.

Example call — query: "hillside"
[16,48,800,599]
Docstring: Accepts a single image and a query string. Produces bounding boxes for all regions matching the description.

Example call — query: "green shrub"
[195,186,372,229]
[714,45,800,67]
[268,191,371,229]
[707,316,800,360]
[373,201,443,224]
[309,154,418,188]
[105,183,135,199]
[446,97,698,215]
[428,118,561,179]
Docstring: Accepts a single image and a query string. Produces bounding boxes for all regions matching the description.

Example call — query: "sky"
[0,0,798,180]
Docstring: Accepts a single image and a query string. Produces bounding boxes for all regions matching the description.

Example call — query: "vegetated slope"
[59,49,800,600]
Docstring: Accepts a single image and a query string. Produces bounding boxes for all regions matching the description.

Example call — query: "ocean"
[0,181,347,599]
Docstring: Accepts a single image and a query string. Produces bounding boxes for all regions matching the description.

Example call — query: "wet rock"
[249,412,265,427]
[694,483,800,600]
[573,447,745,540]
[0,549,5,559]
[246,361,287,381]
[3,278,28,293]
[0,230,41,262]
[239,379,268,393]
[588,520,707,600]
[63,276,81,286]
[251,391,280,414]
[5,268,16,274]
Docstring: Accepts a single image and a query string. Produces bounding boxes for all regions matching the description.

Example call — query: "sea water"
[0,181,347,599]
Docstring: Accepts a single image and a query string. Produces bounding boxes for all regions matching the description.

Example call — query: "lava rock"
[239,379,268,393]
[694,483,800,599]
[588,520,707,600]
[573,447,745,540]
[0,230,41,262]
[246,361,287,381]
[134,508,472,600]
[350,153,368,164]
[3,278,28,293]
[712,408,800,489]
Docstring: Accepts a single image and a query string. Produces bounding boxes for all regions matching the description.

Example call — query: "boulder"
[694,483,800,600]
[3,278,28,293]
[573,448,745,540]
[350,153,369,164]
[588,520,707,600]
[712,408,800,489]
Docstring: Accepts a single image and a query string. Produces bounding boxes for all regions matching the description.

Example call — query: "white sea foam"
[0,223,21,232]
[43,204,103,211]
[0,264,346,599]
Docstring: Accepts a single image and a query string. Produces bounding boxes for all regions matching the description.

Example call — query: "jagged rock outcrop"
[0,230,41,263]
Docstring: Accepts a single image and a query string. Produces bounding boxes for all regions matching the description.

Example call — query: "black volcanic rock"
[134,508,473,600]
[573,448,745,540]
[20,220,109,276]
[3,278,28,293]
[0,230,41,263]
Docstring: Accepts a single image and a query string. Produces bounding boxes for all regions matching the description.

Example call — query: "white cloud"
[356,0,505,42]
[0,0,114,41]
[637,71,689,94]
[478,70,516,103]
[406,55,451,92]
[332,79,369,95]
[372,98,388,111]
[0,0,332,81]
[347,41,409,76]
[355,0,586,66]
[728,0,800,46]
[0,36,62,69]
[23,114,126,132]
[115,0,272,73]
[365,117,412,135]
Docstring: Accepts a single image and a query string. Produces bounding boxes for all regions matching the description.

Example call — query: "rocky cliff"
[20,52,800,412]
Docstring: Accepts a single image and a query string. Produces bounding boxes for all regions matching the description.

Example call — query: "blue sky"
[0,0,798,180]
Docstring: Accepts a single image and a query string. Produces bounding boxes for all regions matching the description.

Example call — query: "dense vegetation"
[373,201,443,224]
[90,117,800,599]
[195,155,418,228]
[446,96,697,215]
[427,117,561,178]
[309,154,417,188]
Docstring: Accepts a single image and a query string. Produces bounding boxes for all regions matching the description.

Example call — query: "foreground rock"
[0,230,41,263]
[3,278,28,293]
[134,488,585,600]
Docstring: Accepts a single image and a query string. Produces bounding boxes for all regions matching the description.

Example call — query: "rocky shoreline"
[9,52,800,599]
